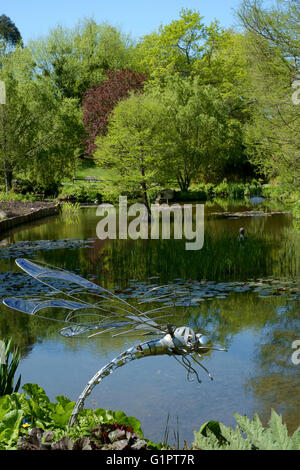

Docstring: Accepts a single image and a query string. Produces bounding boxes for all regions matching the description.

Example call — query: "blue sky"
[2,0,242,45]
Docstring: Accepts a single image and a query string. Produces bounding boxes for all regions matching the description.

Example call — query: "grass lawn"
[69,160,117,183]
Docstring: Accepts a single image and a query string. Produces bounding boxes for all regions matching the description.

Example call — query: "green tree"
[238,0,300,190]
[29,19,136,99]
[0,46,84,193]
[135,9,253,183]
[0,47,41,192]
[24,96,84,193]
[94,92,167,212]
[135,7,249,99]
[147,75,245,189]
[0,14,22,54]
[135,8,211,79]
[194,28,250,111]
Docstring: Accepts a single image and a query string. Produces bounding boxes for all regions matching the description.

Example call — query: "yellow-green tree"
[94,92,167,212]
[135,8,212,79]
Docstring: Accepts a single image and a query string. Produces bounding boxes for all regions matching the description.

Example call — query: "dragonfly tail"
[68,336,171,426]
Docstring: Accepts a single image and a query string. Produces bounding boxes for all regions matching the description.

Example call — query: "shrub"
[262,184,286,200]
[247,182,263,197]
[213,181,230,198]
[192,182,248,200]
[203,183,215,199]
[58,184,102,204]
[192,410,300,450]
[0,191,36,202]
[13,178,61,198]
[174,190,207,202]
[228,183,245,199]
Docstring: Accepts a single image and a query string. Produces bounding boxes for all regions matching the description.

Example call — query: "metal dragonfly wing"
[3,258,227,426]
[3,258,174,339]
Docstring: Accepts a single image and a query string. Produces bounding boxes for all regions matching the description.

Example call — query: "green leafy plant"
[0,338,22,396]
[0,383,157,450]
[17,422,150,451]
[193,410,300,450]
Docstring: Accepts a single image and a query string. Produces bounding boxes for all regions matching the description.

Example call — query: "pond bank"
[0,201,61,235]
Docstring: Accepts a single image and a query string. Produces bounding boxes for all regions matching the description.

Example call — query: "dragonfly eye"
[196,334,209,346]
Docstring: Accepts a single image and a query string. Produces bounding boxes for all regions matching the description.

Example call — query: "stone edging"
[209,210,289,218]
[0,204,61,234]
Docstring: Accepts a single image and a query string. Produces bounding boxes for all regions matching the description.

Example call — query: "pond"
[0,198,299,447]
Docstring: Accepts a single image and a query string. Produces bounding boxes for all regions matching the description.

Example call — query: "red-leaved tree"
[82,69,148,155]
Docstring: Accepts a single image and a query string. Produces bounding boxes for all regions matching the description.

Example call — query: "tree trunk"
[1,108,13,194]
[177,171,191,192]
[140,166,151,219]
[3,163,13,194]
[141,180,151,218]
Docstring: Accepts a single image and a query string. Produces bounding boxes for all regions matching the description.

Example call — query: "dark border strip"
[0,204,61,234]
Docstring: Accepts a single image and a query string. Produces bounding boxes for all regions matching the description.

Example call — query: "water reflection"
[246,303,300,433]
[0,200,299,444]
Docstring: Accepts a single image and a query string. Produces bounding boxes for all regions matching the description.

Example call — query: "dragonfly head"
[172,326,210,353]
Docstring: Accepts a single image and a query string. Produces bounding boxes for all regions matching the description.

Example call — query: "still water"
[0,199,299,446]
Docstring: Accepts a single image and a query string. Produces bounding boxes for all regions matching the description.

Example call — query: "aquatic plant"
[103,230,299,284]
[61,201,81,213]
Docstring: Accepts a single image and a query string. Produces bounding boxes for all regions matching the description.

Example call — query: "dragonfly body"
[3,258,226,427]
[69,326,210,426]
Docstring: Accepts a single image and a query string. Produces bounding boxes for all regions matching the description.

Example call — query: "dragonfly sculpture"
[3,258,227,426]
